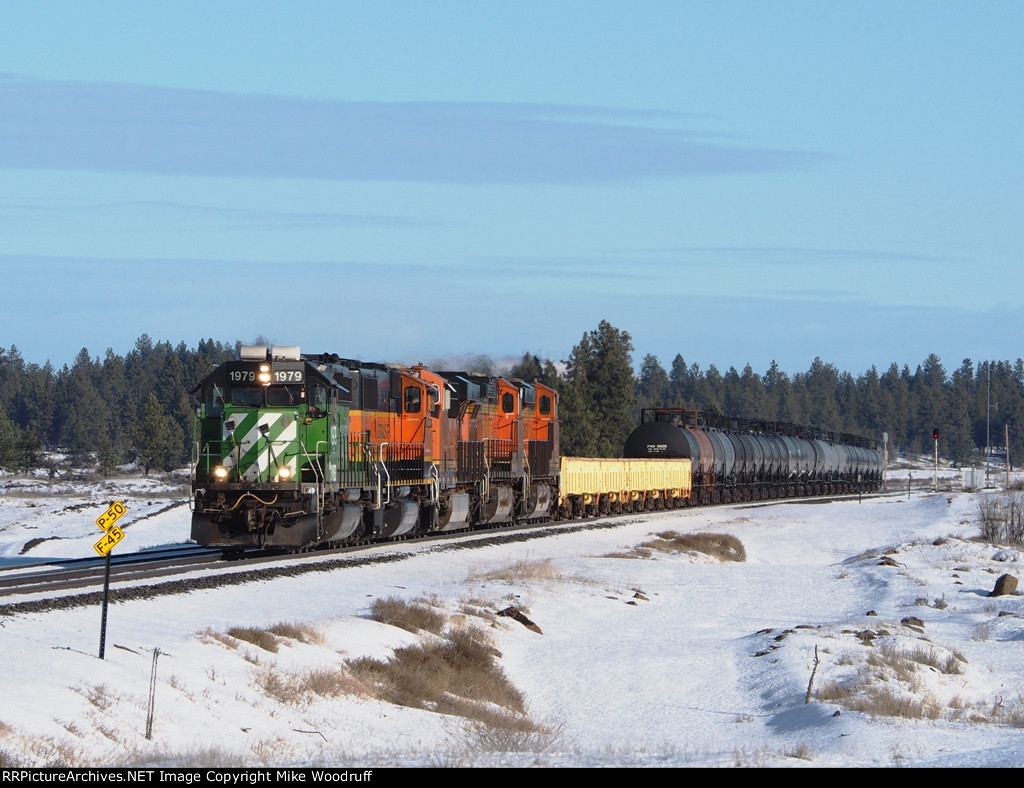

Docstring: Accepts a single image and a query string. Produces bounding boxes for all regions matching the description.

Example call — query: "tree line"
[0,324,1021,473]
[0,336,234,474]
[511,321,1024,466]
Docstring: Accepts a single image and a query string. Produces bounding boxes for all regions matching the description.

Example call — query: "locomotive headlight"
[277,465,293,481]
[213,465,229,480]
[258,363,272,384]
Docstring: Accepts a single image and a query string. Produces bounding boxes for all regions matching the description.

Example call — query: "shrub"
[226,627,279,653]
[369,596,447,635]
[640,531,746,562]
[977,491,1024,544]
[268,621,323,644]
[347,624,524,718]
[460,714,560,753]
[253,664,365,705]
[471,558,562,583]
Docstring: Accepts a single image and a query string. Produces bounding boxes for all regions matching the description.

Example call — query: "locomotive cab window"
[267,385,301,406]
[501,392,515,414]
[230,386,264,407]
[404,385,422,414]
[205,385,225,417]
[308,385,328,417]
[539,395,551,416]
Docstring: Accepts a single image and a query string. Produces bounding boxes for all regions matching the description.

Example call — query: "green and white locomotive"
[190,345,355,551]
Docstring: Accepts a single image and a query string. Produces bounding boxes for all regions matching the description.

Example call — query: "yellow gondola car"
[558,456,692,516]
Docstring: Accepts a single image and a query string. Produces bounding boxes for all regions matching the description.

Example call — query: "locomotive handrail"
[377,442,391,509]
[309,441,328,513]
[189,441,201,512]
[429,463,439,506]
[522,455,531,518]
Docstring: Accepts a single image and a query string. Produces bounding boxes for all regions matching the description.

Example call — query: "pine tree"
[763,360,799,423]
[562,321,636,457]
[668,354,691,407]
[798,357,842,429]
[58,349,112,461]
[636,354,670,411]
[946,364,976,464]
[0,406,16,468]
[702,364,725,415]
[134,393,171,475]
[97,437,120,478]
[156,353,192,468]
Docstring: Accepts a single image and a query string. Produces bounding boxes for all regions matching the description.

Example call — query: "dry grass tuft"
[873,641,965,676]
[198,628,238,649]
[846,686,941,720]
[1,732,88,767]
[347,624,525,720]
[369,596,447,635]
[471,558,563,583]
[226,626,280,653]
[213,621,324,653]
[296,666,368,699]
[640,531,747,562]
[460,714,562,753]
[458,598,499,625]
[817,637,969,720]
[267,621,323,645]
[253,664,367,706]
[604,546,655,560]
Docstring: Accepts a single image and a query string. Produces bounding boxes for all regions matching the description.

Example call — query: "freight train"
[189,345,882,551]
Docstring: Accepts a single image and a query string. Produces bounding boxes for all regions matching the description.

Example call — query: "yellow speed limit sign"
[95,501,127,532]
[94,525,125,557]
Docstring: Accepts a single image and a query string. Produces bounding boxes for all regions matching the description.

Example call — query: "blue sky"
[1,1,1021,377]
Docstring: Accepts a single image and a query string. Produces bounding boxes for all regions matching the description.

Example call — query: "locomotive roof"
[192,355,347,394]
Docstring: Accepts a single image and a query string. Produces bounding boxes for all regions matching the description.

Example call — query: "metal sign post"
[94,501,127,660]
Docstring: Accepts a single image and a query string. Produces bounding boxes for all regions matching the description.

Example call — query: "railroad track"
[0,544,225,600]
[0,491,897,618]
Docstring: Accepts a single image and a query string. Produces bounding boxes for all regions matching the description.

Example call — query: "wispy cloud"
[0,75,816,184]
[626,245,956,265]
[0,200,443,230]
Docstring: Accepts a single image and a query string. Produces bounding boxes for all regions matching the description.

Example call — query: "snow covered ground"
[2,465,1024,768]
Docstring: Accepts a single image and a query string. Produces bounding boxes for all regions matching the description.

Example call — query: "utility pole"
[986,360,991,488]
[933,428,939,492]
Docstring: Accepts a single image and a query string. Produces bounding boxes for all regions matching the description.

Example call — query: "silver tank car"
[623,409,882,505]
